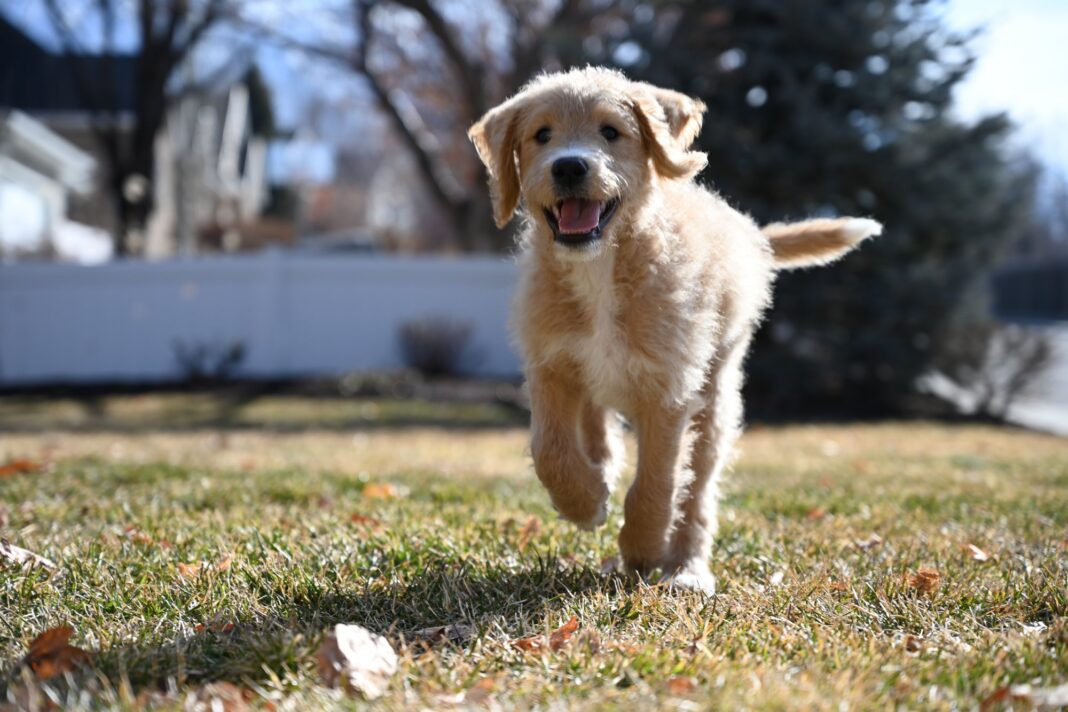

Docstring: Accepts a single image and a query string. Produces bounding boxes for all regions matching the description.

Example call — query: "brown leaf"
[903,635,922,654]
[23,626,91,680]
[350,513,383,527]
[855,533,883,551]
[964,544,990,562]
[549,615,580,651]
[907,568,941,595]
[667,676,698,695]
[362,483,401,500]
[511,635,544,652]
[410,622,474,647]
[0,458,43,477]
[316,624,398,699]
[214,555,233,572]
[177,562,203,578]
[1,538,56,571]
[981,683,1068,711]
[805,507,827,521]
[517,515,541,551]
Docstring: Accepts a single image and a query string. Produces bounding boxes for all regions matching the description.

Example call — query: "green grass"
[1,395,1067,710]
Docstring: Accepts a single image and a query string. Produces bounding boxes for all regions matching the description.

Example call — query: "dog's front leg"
[529,364,612,530]
[617,404,689,576]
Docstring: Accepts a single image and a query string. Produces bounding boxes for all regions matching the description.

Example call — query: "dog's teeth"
[552,204,561,219]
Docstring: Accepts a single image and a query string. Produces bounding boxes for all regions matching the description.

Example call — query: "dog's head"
[468,67,707,259]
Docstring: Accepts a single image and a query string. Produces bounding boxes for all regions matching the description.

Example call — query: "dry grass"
[1,393,1066,710]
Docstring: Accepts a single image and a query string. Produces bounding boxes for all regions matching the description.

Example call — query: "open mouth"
[543,198,619,247]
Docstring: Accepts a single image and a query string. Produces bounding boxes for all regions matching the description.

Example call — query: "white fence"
[0,252,522,385]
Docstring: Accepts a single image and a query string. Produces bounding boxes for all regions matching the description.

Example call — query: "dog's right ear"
[468,99,523,228]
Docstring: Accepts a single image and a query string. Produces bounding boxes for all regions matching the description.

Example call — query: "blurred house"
[0,110,110,263]
[0,15,280,260]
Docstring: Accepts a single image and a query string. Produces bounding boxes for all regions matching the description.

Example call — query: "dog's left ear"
[631,86,708,180]
[468,99,523,228]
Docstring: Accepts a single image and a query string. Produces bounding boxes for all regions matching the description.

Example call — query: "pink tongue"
[558,199,601,233]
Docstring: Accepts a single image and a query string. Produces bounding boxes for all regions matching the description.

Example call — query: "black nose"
[552,156,589,188]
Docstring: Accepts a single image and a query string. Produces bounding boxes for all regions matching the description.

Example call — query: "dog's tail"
[762,217,882,270]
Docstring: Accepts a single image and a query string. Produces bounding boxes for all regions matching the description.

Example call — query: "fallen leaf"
[194,622,235,635]
[316,623,397,699]
[511,635,544,652]
[466,676,498,703]
[410,622,474,647]
[981,683,1068,711]
[362,483,400,500]
[768,571,785,587]
[964,544,990,562]
[184,681,252,712]
[549,615,580,651]
[904,635,922,654]
[517,515,541,551]
[124,527,155,546]
[214,555,233,572]
[907,568,941,595]
[177,562,202,578]
[22,626,91,680]
[667,676,698,695]
[805,507,827,521]
[855,533,883,551]
[1,538,56,571]
[0,458,43,477]
[350,513,383,529]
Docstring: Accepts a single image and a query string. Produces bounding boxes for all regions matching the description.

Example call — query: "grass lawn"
[1,393,1066,710]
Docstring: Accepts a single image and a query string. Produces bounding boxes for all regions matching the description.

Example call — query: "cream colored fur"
[469,67,880,593]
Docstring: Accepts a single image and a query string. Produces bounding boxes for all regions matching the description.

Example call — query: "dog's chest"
[562,258,653,408]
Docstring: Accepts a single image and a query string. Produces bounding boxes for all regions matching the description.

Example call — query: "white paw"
[667,566,716,596]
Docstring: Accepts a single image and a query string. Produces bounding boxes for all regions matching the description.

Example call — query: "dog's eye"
[600,125,620,142]
[534,127,551,144]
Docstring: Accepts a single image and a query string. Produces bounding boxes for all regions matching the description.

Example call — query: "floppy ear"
[631,87,708,180]
[648,87,705,149]
[468,99,523,228]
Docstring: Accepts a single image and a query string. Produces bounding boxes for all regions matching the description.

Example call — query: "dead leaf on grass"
[409,622,474,647]
[316,623,397,699]
[350,513,383,529]
[177,562,202,578]
[1,538,56,572]
[667,676,698,695]
[964,544,990,562]
[362,483,401,500]
[549,615,580,651]
[0,458,43,477]
[903,635,923,654]
[981,683,1068,711]
[907,568,941,595]
[511,634,544,652]
[22,626,91,680]
[517,515,541,551]
[805,507,827,521]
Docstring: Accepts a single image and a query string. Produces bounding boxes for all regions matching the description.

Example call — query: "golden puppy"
[469,67,880,593]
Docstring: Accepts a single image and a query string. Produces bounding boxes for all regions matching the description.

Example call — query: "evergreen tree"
[592,0,1034,415]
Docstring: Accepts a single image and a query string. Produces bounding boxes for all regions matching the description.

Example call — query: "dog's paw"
[666,564,716,596]
[563,496,609,531]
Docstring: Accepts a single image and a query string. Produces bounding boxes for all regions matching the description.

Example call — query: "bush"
[397,317,474,378]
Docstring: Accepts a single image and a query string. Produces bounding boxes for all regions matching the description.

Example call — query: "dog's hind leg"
[663,338,749,594]
[529,363,613,530]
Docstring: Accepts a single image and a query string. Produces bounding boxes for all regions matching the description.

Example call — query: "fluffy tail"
[763,217,882,270]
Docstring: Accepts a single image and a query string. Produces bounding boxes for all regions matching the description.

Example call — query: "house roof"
[0,15,137,114]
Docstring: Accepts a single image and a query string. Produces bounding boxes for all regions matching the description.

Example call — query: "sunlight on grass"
[1,398,1066,710]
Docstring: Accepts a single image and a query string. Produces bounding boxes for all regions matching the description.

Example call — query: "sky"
[944,0,1068,170]
[3,0,1067,169]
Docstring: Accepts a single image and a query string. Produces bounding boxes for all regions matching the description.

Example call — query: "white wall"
[0,252,521,385]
